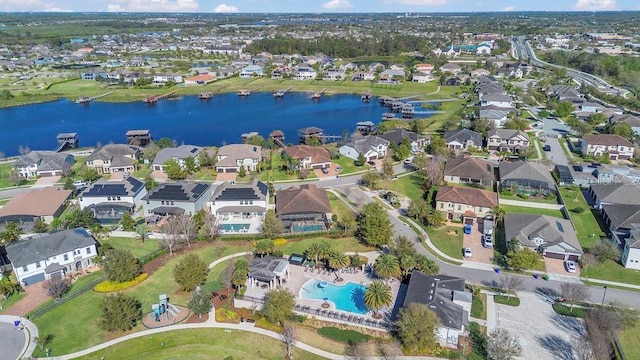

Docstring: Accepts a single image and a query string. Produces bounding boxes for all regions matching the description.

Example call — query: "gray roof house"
[487,129,530,154]
[78,176,147,224]
[210,180,269,234]
[589,183,640,209]
[153,145,204,172]
[616,224,640,270]
[378,129,430,153]
[504,214,583,261]
[339,136,390,161]
[86,144,140,174]
[480,93,513,108]
[248,256,289,288]
[215,144,262,173]
[13,151,74,178]
[443,129,483,151]
[5,228,98,285]
[499,161,556,194]
[479,105,516,128]
[403,271,471,346]
[143,182,212,217]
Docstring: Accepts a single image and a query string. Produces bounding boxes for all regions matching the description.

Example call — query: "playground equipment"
[151,294,180,323]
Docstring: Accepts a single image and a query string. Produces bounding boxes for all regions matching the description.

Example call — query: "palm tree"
[493,206,505,224]
[364,280,393,317]
[414,254,440,275]
[374,254,401,281]
[426,209,446,228]
[328,252,350,279]
[135,224,149,244]
[306,243,323,266]
[399,255,416,277]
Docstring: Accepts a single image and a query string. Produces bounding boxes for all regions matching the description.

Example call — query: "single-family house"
[480,93,513,108]
[282,145,331,170]
[402,272,471,346]
[378,129,429,154]
[411,72,433,83]
[470,68,491,78]
[368,62,386,72]
[13,151,74,178]
[323,69,346,81]
[607,222,640,270]
[487,129,530,153]
[210,180,269,234]
[215,66,236,79]
[479,105,517,128]
[78,176,147,224]
[240,65,263,78]
[351,71,375,81]
[435,186,498,224]
[86,144,140,174]
[5,228,98,285]
[340,62,358,71]
[444,156,495,187]
[142,182,212,217]
[609,114,640,136]
[440,63,462,75]
[589,183,640,210]
[414,63,434,74]
[504,214,583,261]
[80,68,108,81]
[563,163,616,188]
[581,134,635,160]
[443,129,483,151]
[215,144,262,173]
[152,73,183,85]
[294,65,317,80]
[152,145,204,172]
[380,69,405,79]
[499,161,556,195]
[184,74,216,85]
[275,184,332,232]
[578,102,603,114]
[339,136,390,161]
[0,187,72,231]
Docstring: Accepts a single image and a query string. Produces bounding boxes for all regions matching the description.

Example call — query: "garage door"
[464,218,474,225]
[567,254,580,261]
[22,272,46,285]
[544,251,565,260]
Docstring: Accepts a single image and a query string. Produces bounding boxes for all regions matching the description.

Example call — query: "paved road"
[545,137,570,166]
[0,322,25,360]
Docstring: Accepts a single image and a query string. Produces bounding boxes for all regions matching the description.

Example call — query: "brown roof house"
[275,184,332,232]
[504,214,583,261]
[86,144,140,175]
[0,187,72,231]
[283,145,331,170]
[444,156,495,187]
[216,144,262,173]
[435,186,498,224]
[581,134,635,160]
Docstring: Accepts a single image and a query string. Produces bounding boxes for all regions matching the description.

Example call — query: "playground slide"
[167,303,179,317]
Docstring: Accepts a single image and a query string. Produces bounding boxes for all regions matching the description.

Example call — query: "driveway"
[216,172,237,182]
[463,224,492,265]
[33,175,60,187]
[544,257,580,278]
[539,118,571,139]
[495,292,586,360]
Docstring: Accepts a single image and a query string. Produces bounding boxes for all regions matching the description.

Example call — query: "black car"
[543,145,551,151]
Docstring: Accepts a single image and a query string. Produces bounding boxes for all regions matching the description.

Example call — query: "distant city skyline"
[1,0,638,13]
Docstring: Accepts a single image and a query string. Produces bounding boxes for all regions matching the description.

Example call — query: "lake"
[0,92,432,157]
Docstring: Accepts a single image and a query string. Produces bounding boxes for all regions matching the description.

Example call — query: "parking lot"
[495,292,586,360]
[463,223,493,264]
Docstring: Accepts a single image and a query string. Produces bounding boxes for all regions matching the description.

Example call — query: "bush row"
[93,273,148,293]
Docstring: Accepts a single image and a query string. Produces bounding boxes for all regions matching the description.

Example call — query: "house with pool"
[209,179,269,234]
[275,184,332,233]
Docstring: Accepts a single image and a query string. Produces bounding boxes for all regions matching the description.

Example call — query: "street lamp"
[601,285,608,306]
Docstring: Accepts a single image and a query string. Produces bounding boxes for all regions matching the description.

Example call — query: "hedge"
[552,303,587,318]
[93,273,148,292]
[494,295,520,306]
[317,326,371,344]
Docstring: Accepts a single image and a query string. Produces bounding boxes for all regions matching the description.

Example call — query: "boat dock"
[310,88,326,100]
[273,87,293,98]
[126,130,153,147]
[198,93,213,100]
[142,90,178,104]
[269,130,286,148]
[356,121,375,135]
[75,92,113,104]
[238,89,251,96]
[298,127,343,145]
[54,133,79,152]
[361,90,372,102]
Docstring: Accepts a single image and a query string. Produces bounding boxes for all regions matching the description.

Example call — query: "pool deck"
[243,251,400,327]
[218,216,262,234]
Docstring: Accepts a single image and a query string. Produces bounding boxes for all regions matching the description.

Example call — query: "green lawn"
[379,173,425,201]
[619,323,640,360]
[98,237,161,259]
[498,193,559,204]
[330,154,366,175]
[0,198,10,205]
[558,186,606,250]
[0,292,26,314]
[425,226,464,260]
[582,260,640,287]
[280,237,376,255]
[494,295,520,306]
[471,293,487,320]
[132,164,151,179]
[258,151,317,182]
[327,191,356,220]
[0,162,37,189]
[500,205,565,219]
[76,328,326,360]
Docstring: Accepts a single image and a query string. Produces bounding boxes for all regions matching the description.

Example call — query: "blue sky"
[1,0,638,13]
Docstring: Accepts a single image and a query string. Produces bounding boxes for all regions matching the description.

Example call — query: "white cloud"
[382,0,451,5]
[214,3,239,12]
[107,4,125,12]
[322,0,352,9]
[574,0,616,10]
[0,0,67,12]
[503,5,515,11]
[121,0,199,12]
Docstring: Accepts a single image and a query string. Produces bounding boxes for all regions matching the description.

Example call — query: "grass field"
[0,162,37,189]
[582,260,640,287]
[258,151,318,182]
[98,237,161,259]
[619,323,640,360]
[425,226,464,260]
[327,191,356,221]
[558,186,606,250]
[76,328,326,360]
[379,173,425,201]
[500,204,565,219]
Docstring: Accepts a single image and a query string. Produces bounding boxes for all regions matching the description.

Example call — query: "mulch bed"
[211,288,235,309]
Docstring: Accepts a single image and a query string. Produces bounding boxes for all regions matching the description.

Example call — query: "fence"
[139,248,167,265]
[614,335,627,360]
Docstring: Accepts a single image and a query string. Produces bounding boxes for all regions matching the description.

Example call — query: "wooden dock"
[143,90,179,104]
[310,88,326,100]
[75,92,112,104]
[361,90,372,102]
[273,87,293,98]
[198,93,213,100]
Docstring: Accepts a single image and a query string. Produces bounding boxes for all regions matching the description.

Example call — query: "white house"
[215,144,262,173]
[143,182,212,217]
[78,176,148,224]
[210,180,269,234]
[476,43,492,55]
[5,228,98,285]
[153,145,204,172]
[339,136,389,161]
[152,73,183,85]
[13,151,74,178]
[294,66,317,80]
[581,134,635,160]
[323,69,346,81]
[86,144,140,175]
[411,72,432,83]
[240,65,263,78]
[621,226,640,270]
[480,93,513,108]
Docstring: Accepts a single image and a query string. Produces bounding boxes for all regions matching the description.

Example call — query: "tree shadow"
[351,286,368,313]
[534,286,560,303]
[549,313,587,338]
[481,279,501,293]
[536,334,575,360]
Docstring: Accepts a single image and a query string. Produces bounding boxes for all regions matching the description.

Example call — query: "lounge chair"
[316,308,321,314]
[321,310,328,316]
[348,315,353,322]
[294,304,301,311]
[341,313,348,320]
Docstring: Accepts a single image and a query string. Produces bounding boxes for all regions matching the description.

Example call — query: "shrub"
[317,326,371,344]
[494,295,520,306]
[94,273,148,292]
[102,249,141,283]
[215,308,240,323]
[590,240,621,263]
[572,207,585,213]
[552,303,587,318]
[273,238,288,247]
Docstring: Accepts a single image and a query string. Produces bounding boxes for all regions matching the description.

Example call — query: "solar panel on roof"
[190,148,198,153]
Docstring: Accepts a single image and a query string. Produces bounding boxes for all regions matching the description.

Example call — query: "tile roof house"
[0,187,72,231]
[378,129,430,153]
[282,145,331,170]
[275,184,332,232]
[184,73,216,85]
[215,144,262,173]
[210,180,269,234]
[402,271,471,345]
[152,145,204,172]
[143,182,212,217]
[487,129,530,154]
[505,214,583,261]
[499,161,556,195]
[443,129,483,151]
[444,156,495,187]
[13,151,75,178]
[589,183,640,210]
[435,186,498,223]
[339,136,390,162]
[78,176,147,224]
[581,134,635,160]
[5,228,98,285]
[86,144,140,175]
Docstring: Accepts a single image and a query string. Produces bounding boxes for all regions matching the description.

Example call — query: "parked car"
[321,167,329,174]
[482,234,493,248]
[404,157,413,165]
[564,260,577,273]
[335,166,342,173]
[463,247,472,258]
[464,224,472,235]
[73,180,87,188]
[543,144,551,151]
[367,161,377,168]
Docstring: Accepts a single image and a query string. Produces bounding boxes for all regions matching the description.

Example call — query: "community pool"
[300,279,368,314]
[219,224,250,232]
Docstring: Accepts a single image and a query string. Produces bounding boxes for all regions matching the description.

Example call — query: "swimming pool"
[292,224,324,232]
[219,224,250,231]
[300,279,368,314]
